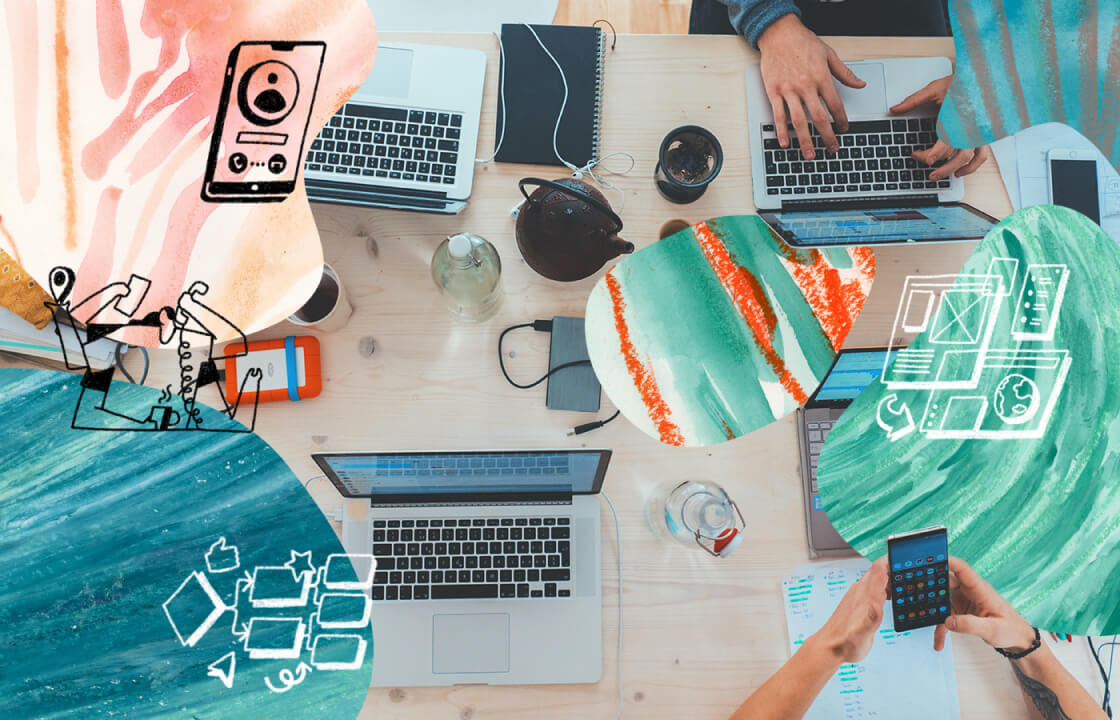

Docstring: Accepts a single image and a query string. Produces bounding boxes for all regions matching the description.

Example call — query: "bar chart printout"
[782,559,961,720]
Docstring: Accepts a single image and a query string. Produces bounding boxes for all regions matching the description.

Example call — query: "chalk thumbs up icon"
[205,537,240,574]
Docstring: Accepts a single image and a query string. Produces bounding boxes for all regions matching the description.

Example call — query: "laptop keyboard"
[306,103,463,186]
[371,517,572,601]
[762,119,950,197]
[807,419,836,492]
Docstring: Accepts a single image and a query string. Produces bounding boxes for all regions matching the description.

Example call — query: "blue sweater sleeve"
[717,0,802,49]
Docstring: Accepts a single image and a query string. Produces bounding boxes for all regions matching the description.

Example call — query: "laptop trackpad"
[835,62,887,116]
[432,614,510,674]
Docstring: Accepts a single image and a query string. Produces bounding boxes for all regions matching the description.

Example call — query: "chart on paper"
[782,558,961,720]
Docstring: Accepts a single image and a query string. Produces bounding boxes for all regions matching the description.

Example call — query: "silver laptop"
[304,42,485,213]
[313,449,609,686]
[746,57,996,247]
[798,347,896,558]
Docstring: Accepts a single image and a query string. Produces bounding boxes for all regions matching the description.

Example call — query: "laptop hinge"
[305,178,463,212]
[779,193,940,212]
[369,496,574,508]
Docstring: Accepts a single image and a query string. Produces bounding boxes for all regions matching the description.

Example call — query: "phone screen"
[1050,158,1100,224]
[888,526,949,632]
[203,41,325,201]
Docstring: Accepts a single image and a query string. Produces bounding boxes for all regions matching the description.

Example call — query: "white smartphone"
[1047,148,1101,224]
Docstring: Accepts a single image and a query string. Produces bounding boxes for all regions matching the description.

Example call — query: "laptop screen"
[313,450,611,503]
[760,203,995,247]
[808,348,897,408]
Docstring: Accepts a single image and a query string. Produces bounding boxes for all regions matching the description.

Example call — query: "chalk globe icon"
[993,373,1040,425]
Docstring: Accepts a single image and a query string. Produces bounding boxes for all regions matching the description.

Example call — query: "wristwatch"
[995,626,1042,659]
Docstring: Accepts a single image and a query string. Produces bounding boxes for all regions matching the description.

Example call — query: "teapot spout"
[607,235,635,259]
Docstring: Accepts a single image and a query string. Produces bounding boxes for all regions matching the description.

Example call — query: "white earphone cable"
[601,490,624,719]
[477,23,635,211]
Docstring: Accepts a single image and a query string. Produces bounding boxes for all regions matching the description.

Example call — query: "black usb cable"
[498,320,619,435]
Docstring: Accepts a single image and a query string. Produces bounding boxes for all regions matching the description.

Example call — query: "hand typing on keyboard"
[757,14,867,160]
[890,75,991,181]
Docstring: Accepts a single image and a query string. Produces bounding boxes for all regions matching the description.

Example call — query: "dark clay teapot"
[515,177,634,282]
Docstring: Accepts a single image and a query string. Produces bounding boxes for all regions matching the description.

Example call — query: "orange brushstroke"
[55,0,77,251]
[605,270,684,446]
[692,222,808,405]
[786,246,875,351]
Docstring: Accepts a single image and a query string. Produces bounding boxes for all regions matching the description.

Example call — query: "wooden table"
[9,31,1111,720]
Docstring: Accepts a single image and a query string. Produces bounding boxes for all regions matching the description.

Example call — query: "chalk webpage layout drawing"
[877,256,1071,442]
[782,559,960,720]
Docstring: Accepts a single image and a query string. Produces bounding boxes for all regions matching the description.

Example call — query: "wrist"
[757,13,803,52]
[804,629,847,667]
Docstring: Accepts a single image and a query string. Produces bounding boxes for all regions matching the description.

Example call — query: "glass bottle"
[430,232,503,322]
[646,479,744,556]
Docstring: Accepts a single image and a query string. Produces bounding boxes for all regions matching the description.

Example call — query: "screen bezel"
[201,40,325,202]
[1048,156,1101,224]
[312,449,612,504]
[760,201,999,248]
[888,525,949,632]
[806,346,893,409]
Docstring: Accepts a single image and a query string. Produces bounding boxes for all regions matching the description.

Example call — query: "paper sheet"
[990,122,1120,243]
[783,558,961,720]
[0,306,119,369]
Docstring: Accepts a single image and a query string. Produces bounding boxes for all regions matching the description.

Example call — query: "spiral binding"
[591,29,605,167]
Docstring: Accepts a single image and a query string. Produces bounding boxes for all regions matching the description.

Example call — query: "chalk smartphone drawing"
[585,215,875,447]
[0,368,373,719]
[817,206,1120,635]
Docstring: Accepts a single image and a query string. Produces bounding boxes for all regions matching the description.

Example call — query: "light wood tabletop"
[9,30,1113,720]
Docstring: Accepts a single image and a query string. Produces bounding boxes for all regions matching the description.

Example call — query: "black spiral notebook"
[494,24,606,167]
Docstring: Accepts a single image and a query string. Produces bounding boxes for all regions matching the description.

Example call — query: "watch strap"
[995,626,1041,659]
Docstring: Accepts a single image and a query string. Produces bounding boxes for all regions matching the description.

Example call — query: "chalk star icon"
[285,550,315,578]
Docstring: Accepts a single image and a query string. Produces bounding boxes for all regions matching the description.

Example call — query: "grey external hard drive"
[546,316,601,412]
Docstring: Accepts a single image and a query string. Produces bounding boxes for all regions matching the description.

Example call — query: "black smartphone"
[202,41,326,203]
[1048,150,1101,224]
[887,525,949,632]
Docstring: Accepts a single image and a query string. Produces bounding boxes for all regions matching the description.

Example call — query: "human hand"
[890,76,990,181]
[758,14,866,160]
[814,557,888,663]
[933,557,1036,653]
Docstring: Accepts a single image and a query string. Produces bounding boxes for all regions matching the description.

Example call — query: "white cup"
[288,263,353,332]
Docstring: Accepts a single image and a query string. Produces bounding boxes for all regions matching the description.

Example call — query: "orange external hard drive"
[223,335,322,404]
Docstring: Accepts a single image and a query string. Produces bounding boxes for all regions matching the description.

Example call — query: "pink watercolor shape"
[0,0,377,346]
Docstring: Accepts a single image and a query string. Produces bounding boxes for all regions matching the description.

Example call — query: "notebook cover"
[495,24,603,167]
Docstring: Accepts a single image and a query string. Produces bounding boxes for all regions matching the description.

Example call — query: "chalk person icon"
[44,266,262,432]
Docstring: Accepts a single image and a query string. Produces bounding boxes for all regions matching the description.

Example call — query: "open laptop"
[304,43,485,213]
[746,57,998,247]
[313,449,609,686]
[798,347,897,558]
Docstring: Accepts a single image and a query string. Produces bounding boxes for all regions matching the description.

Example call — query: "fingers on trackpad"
[834,62,888,115]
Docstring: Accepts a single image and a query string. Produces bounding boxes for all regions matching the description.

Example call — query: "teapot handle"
[518,177,623,234]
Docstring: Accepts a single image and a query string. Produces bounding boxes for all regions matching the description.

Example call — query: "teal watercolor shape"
[817,205,1120,635]
[0,369,372,719]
